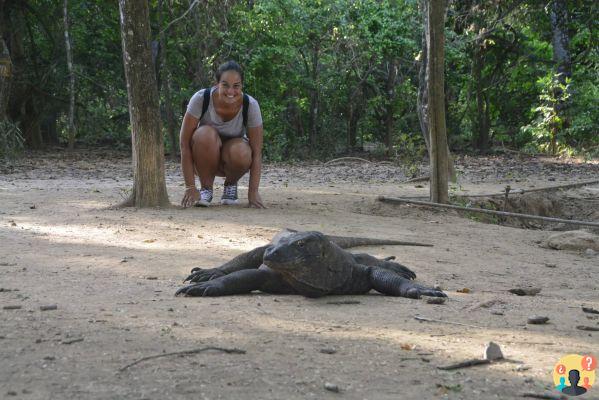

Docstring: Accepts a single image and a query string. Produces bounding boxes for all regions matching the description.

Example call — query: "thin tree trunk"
[63,0,76,150]
[417,9,431,153]
[550,0,571,154]
[347,96,359,149]
[426,0,449,203]
[158,0,178,160]
[384,60,398,156]
[308,45,320,153]
[0,0,10,118]
[118,0,170,208]
[472,42,489,152]
[0,37,11,119]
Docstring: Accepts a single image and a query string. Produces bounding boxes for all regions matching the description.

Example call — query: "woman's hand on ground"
[181,187,200,208]
[248,191,266,209]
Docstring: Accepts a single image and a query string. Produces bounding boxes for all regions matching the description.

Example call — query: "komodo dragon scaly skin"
[176,230,446,299]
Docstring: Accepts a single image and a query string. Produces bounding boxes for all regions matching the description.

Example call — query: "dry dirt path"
[1,150,598,400]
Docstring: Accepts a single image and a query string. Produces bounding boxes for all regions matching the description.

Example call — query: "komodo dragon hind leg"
[352,253,416,280]
[177,267,295,296]
[184,245,269,283]
[369,268,446,299]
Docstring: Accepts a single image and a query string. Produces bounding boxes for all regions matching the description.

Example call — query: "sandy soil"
[1,150,598,400]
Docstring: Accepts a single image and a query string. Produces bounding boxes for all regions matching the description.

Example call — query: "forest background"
[1,0,597,162]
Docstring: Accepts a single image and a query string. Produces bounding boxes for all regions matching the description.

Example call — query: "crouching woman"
[180,61,265,209]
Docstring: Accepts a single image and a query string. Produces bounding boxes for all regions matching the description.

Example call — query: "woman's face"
[217,70,242,105]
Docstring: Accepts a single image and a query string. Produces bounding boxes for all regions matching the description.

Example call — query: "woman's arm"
[247,125,266,208]
[180,112,200,207]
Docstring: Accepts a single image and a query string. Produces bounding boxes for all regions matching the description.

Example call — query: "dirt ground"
[1,150,598,400]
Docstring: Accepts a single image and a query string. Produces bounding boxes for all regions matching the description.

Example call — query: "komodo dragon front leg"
[184,231,430,283]
[177,266,296,297]
[184,245,268,283]
[351,253,416,280]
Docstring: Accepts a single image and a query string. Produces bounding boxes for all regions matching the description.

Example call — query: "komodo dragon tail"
[325,235,432,248]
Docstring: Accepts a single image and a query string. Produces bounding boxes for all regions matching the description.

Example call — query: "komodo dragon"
[176,230,446,299]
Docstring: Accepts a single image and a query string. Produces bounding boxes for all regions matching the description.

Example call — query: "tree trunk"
[63,0,76,150]
[347,98,359,149]
[384,60,398,156]
[550,0,571,86]
[549,0,571,154]
[118,0,170,208]
[472,42,490,152]
[416,14,431,153]
[0,0,10,118]
[0,37,11,120]
[426,0,449,203]
[158,0,178,160]
[285,89,304,157]
[308,45,320,153]
[8,7,43,148]
[418,0,455,182]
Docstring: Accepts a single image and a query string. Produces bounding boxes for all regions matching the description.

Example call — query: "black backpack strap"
[200,87,211,120]
[242,93,250,128]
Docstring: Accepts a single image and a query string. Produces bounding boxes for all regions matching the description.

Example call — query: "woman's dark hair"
[216,60,244,83]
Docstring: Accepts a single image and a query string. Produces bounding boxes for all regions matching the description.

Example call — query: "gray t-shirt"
[186,87,263,138]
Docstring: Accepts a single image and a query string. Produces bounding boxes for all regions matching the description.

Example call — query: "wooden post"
[426,0,449,203]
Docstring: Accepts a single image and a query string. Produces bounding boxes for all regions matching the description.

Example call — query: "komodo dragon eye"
[296,241,305,248]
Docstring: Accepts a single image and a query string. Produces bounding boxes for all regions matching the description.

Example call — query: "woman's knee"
[223,140,252,169]
[191,126,220,149]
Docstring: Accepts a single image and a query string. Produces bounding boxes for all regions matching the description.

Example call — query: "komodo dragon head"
[263,231,353,297]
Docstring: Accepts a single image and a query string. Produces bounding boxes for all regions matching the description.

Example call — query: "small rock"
[3,305,22,310]
[7,391,17,396]
[456,288,470,293]
[484,342,504,361]
[582,306,599,315]
[426,297,446,305]
[544,263,557,268]
[586,248,597,256]
[324,382,340,393]
[544,230,599,251]
[509,287,541,296]
[527,316,549,324]
[40,305,58,311]
[61,338,84,345]
[516,365,531,371]
[43,356,56,361]
[576,325,599,331]
[320,348,337,354]
[146,276,158,280]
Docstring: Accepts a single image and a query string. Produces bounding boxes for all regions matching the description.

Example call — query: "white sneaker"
[194,188,213,207]
[220,184,239,205]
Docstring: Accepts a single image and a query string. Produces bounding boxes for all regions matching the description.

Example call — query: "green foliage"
[2,0,596,160]
[520,73,571,154]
